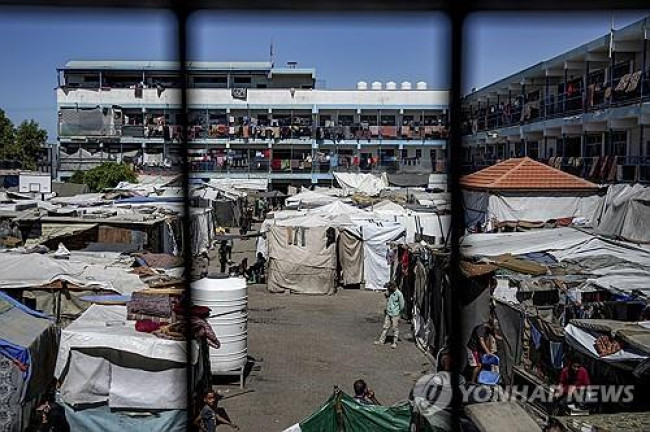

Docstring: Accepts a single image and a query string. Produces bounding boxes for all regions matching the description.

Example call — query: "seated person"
[554,357,591,413]
[245,252,267,282]
[352,379,380,405]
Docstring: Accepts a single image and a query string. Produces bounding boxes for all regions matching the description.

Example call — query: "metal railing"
[465,68,650,134]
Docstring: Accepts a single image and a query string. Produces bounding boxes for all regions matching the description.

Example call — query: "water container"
[401,81,412,90]
[416,81,428,90]
[357,81,368,90]
[191,277,248,373]
[386,81,397,90]
[371,81,382,90]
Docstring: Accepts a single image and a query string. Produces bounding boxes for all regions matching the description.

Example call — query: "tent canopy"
[284,390,411,432]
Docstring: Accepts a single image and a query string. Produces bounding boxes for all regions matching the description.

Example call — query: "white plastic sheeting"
[354,221,405,290]
[55,305,195,378]
[565,323,648,362]
[0,252,147,294]
[285,190,341,209]
[488,194,601,223]
[207,178,268,191]
[461,228,593,257]
[56,305,192,410]
[463,190,602,227]
[594,183,650,243]
[332,172,389,196]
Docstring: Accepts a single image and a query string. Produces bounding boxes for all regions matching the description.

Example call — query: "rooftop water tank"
[386,81,397,90]
[371,81,382,90]
[192,276,248,375]
[401,81,412,90]
[357,81,368,90]
[416,81,428,90]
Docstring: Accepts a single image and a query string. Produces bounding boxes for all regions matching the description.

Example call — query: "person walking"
[218,240,230,274]
[374,282,405,349]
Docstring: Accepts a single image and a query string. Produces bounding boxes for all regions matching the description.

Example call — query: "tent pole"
[56,285,63,324]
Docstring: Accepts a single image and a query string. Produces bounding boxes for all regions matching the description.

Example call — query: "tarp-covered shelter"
[593,183,650,243]
[55,305,203,431]
[283,389,411,432]
[261,200,406,293]
[461,157,601,228]
[266,214,344,295]
[0,291,59,432]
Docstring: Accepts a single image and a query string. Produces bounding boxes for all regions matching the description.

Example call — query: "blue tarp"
[0,292,51,381]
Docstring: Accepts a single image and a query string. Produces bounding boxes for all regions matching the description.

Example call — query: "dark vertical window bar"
[448,6,466,432]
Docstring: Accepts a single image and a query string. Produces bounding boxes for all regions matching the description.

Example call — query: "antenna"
[270,38,275,67]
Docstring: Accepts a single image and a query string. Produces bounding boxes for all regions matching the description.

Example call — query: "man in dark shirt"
[353,379,380,405]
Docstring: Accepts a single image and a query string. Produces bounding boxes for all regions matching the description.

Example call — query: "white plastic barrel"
[191,276,248,373]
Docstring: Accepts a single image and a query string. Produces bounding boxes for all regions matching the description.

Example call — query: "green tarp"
[293,390,412,432]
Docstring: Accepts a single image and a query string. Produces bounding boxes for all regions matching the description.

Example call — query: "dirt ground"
[205,230,431,431]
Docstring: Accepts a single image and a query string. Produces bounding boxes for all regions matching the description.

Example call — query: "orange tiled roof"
[460,157,599,191]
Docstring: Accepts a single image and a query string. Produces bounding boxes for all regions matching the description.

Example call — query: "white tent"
[352,220,405,291]
[55,305,196,411]
[266,215,342,294]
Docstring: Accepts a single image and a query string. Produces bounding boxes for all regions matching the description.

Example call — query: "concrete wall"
[57,88,449,110]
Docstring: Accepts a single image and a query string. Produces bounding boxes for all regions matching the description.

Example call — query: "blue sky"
[0,9,647,140]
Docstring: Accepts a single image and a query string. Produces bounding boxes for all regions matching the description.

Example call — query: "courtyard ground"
[205,230,431,431]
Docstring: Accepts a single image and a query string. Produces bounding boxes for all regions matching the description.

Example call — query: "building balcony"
[463,67,650,135]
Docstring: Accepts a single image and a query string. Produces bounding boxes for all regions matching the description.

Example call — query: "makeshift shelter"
[283,389,411,432]
[593,183,650,243]
[55,304,204,431]
[260,200,408,293]
[355,219,405,291]
[0,291,59,432]
[266,214,342,294]
[461,157,602,228]
[370,200,451,245]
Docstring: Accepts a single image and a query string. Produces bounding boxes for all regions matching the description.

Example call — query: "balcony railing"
[464,68,650,134]
[462,155,650,183]
[187,155,438,175]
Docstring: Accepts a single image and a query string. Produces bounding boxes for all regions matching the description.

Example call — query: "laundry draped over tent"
[55,305,199,431]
